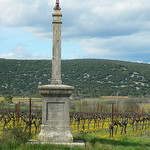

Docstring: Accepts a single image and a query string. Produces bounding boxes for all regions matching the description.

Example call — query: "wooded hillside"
[0,58,150,97]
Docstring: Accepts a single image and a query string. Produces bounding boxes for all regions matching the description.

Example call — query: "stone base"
[27,139,85,147]
[38,84,74,143]
[38,125,73,142]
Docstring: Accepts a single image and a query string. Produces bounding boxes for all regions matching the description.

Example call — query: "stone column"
[51,10,62,85]
[38,1,74,143]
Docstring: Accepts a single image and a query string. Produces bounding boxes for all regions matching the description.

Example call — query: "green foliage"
[0,58,150,97]
[4,95,13,103]
[0,130,150,150]
[75,132,150,150]
[3,126,29,142]
[0,126,30,149]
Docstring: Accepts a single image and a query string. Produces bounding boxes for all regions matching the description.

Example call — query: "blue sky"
[0,0,150,63]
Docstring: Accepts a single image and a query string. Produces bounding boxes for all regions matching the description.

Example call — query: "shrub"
[4,95,13,103]
[1,126,30,144]
[119,98,138,112]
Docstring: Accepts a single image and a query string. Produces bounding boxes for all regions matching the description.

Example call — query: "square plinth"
[38,85,74,142]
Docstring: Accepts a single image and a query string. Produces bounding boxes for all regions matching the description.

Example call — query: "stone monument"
[38,0,74,143]
[27,1,84,146]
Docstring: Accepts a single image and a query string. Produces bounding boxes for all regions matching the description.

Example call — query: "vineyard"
[0,98,150,140]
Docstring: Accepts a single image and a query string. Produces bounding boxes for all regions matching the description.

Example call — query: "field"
[0,96,150,149]
[0,128,150,150]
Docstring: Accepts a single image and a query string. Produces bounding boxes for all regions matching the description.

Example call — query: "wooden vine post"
[112,103,114,137]
[29,98,32,137]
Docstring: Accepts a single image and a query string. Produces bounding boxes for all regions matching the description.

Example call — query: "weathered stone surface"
[39,85,74,97]
[51,10,62,85]
[37,3,78,144]
[27,139,85,147]
[38,85,74,142]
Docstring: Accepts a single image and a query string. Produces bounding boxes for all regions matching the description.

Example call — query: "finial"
[54,0,61,10]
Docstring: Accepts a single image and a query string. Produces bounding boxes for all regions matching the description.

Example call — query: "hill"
[0,58,150,97]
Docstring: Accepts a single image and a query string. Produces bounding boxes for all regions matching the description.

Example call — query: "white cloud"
[0,0,150,62]
[69,56,82,60]
[80,31,150,61]
[0,53,14,58]
[0,0,49,26]
[0,0,53,40]
[62,0,150,39]
[0,44,52,59]
[0,44,32,59]
[12,45,31,57]
[1,0,149,39]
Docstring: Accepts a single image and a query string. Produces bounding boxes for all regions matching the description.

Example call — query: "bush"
[4,95,13,103]
[0,126,33,150]
[1,126,30,144]
[119,98,138,112]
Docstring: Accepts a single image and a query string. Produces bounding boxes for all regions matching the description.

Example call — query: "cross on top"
[54,0,61,10]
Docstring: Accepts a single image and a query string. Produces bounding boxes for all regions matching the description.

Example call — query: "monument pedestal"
[38,85,74,142]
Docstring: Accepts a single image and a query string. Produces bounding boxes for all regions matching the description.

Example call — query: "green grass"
[74,130,150,150]
[83,135,150,150]
[0,97,4,101]
[0,105,28,110]
[0,128,150,150]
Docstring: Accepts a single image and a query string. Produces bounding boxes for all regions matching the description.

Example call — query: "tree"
[4,95,13,103]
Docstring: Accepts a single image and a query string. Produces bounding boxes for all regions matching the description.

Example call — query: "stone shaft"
[51,10,62,85]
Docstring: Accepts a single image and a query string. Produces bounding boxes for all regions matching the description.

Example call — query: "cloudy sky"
[0,0,150,63]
